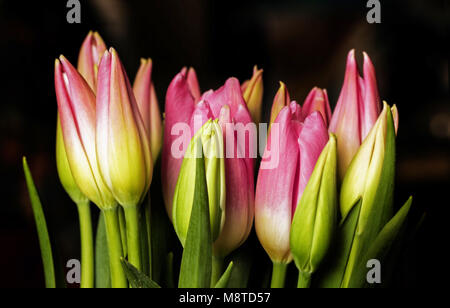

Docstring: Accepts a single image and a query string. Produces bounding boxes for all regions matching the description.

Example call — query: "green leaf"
[348,197,413,288]
[316,198,362,288]
[23,157,56,288]
[214,262,234,288]
[95,211,111,288]
[121,258,161,288]
[178,152,212,288]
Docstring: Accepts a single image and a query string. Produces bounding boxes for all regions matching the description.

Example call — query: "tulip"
[163,73,255,283]
[133,58,163,160]
[55,55,127,288]
[269,81,290,129]
[173,119,226,246]
[301,87,332,126]
[77,31,107,91]
[96,48,153,271]
[290,134,337,288]
[320,102,401,288]
[329,50,388,180]
[242,66,264,124]
[55,56,115,209]
[255,102,329,287]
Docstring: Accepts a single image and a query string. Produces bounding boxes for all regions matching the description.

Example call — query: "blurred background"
[0,0,448,287]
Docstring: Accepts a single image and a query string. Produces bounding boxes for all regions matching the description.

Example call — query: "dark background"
[0,0,448,288]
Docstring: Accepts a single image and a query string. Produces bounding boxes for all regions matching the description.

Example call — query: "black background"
[0,0,448,288]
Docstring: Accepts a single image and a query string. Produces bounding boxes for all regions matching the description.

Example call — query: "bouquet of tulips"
[23,32,413,289]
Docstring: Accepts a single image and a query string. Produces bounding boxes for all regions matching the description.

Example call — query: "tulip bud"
[56,117,89,205]
[242,66,264,124]
[329,50,385,180]
[338,102,397,287]
[290,134,337,286]
[77,31,107,91]
[96,48,152,208]
[255,105,329,264]
[173,120,226,246]
[301,87,332,126]
[55,56,116,209]
[269,81,291,128]
[133,58,163,160]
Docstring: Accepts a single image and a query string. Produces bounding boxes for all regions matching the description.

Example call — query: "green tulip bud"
[290,134,338,287]
[173,119,226,246]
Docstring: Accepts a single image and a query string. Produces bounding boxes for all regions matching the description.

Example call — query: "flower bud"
[290,134,337,275]
[255,105,329,264]
[242,66,264,124]
[269,81,291,128]
[133,58,163,160]
[301,87,332,126]
[173,120,226,245]
[77,31,107,91]
[96,48,152,208]
[55,56,116,209]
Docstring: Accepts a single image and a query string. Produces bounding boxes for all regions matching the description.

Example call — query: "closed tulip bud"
[55,56,116,209]
[338,102,397,287]
[133,58,163,160]
[269,81,291,128]
[77,31,107,91]
[329,50,386,180]
[301,87,332,126]
[96,48,152,208]
[255,105,329,264]
[173,120,226,245]
[242,66,264,124]
[290,134,337,287]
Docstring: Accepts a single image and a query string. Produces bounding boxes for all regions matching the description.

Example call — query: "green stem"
[76,201,94,288]
[103,208,128,288]
[145,197,152,278]
[124,205,142,272]
[297,271,312,288]
[271,262,288,288]
[118,207,127,256]
[211,255,224,287]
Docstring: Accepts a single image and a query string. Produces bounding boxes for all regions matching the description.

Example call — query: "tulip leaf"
[214,262,234,288]
[178,153,212,288]
[316,198,361,288]
[121,258,161,288]
[347,197,413,288]
[165,252,175,288]
[95,212,111,288]
[23,157,56,288]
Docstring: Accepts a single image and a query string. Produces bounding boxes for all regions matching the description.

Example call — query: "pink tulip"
[301,87,332,126]
[329,50,388,180]
[77,31,107,91]
[255,104,329,264]
[133,58,163,160]
[55,55,116,209]
[162,71,255,257]
[269,81,291,128]
[96,48,152,208]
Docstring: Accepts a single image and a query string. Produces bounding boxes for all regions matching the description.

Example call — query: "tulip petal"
[77,31,107,91]
[162,70,197,217]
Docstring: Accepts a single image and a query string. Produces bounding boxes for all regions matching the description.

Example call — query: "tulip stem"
[103,208,128,288]
[297,271,312,288]
[145,197,152,278]
[76,200,94,288]
[271,262,288,288]
[124,205,142,272]
[211,255,224,287]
